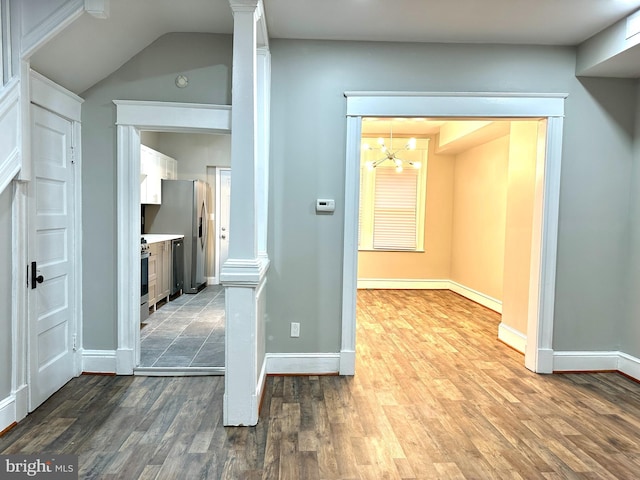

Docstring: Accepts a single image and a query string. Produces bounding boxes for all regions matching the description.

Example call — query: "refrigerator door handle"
[200,199,208,248]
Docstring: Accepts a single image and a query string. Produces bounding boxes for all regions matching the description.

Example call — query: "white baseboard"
[340,349,356,375]
[448,281,502,314]
[356,278,502,314]
[266,353,340,375]
[619,352,640,380]
[116,348,134,374]
[0,395,16,433]
[14,385,28,422]
[498,322,526,354]
[553,351,620,372]
[553,350,640,382]
[357,278,450,290]
[82,349,117,374]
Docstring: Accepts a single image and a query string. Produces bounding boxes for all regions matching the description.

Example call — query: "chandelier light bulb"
[395,165,403,173]
[412,161,421,169]
[407,137,417,150]
[362,143,370,150]
[365,161,375,171]
[394,158,402,167]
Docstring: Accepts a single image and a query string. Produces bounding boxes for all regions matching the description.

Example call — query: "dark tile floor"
[139,285,225,368]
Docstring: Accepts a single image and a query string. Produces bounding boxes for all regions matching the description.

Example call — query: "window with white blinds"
[372,167,418,250]
[358,136,428,252]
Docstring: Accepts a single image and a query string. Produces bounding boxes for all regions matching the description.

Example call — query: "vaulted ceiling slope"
[29,0,640,95]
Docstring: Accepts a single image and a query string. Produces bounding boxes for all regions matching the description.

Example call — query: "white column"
[223,0,268,427]
[228,0,258,262]
[256,47,270,257]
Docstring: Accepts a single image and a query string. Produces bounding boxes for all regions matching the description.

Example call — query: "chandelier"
[363,134,421,173]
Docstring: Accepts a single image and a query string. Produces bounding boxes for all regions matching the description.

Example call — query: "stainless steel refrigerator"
[146,179,208,293]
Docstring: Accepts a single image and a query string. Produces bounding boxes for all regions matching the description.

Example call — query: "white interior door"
[28,104,77,411]
[217,169,231,276]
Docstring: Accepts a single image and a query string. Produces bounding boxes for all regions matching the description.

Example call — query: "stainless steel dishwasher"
[171,238,184,297]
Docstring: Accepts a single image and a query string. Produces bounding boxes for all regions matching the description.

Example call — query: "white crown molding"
[84,0,109,19]
[19,0,84,59]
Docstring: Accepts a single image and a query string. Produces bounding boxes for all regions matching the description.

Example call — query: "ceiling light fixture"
[363,129,420,173]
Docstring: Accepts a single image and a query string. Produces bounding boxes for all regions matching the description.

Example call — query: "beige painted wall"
[450,135,510,300]
[357,136,455,279]
[501,122,540,334]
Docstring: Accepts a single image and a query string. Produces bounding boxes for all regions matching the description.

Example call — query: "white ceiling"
[30,0,640,94]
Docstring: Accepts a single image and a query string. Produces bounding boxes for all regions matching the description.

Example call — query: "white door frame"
[340,92,567,375]
[214,167,231,284]
[113,100,231,373]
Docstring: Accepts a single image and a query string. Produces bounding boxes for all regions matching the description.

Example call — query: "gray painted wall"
[626,79,640,358]
[267,40,638,355]
[156,132,231,180]
[79,33,639,358]
[81,33,232,349]
[0,185,12,398]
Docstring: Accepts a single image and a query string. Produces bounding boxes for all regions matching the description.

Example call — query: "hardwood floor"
[2,289,640,479]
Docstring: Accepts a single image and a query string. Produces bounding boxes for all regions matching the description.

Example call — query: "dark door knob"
[31,261,44,289]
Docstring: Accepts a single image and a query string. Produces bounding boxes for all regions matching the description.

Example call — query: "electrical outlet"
[290,322,300,338]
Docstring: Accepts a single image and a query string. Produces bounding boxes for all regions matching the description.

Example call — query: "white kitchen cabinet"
[148,242,159,309]
[148,239,172,311]
[140,145,178,204]
[160,240,171,302]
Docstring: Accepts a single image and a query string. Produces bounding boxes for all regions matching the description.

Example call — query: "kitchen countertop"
[142,234,184,244]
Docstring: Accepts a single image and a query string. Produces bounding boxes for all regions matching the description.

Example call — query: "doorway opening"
[356,117,545,359]
[340,92,566,375]
[137,131,230,372]
[114,100,232,376]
